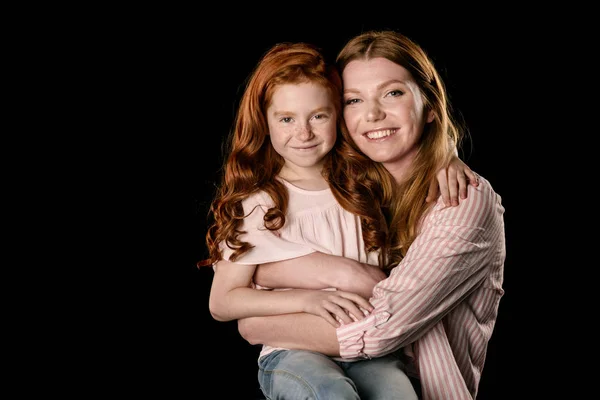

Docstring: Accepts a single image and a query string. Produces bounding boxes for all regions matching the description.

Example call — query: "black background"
[105,14,565,400]
[21,5,590,397]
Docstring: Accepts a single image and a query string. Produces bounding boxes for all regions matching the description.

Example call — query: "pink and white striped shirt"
[336,176,506,400]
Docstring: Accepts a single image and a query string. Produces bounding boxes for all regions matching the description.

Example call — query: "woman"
[238,30,506,400]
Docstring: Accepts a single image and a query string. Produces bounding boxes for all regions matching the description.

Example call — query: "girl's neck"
[278,165,328,191]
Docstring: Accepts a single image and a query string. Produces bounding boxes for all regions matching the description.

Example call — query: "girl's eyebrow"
[272,106,334,117]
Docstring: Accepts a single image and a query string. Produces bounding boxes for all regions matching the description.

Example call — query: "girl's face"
[342,57,434,177]
[266,82,337,176]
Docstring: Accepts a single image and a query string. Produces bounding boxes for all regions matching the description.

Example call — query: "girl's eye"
[344,98,359,105]
[281,117,292,123]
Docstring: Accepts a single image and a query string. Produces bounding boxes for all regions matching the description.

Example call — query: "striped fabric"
[336,176,506,399]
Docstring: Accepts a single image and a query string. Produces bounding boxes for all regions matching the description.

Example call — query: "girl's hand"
[426,156,479,206]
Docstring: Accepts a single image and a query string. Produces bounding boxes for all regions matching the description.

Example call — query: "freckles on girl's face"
[266,82,338,172]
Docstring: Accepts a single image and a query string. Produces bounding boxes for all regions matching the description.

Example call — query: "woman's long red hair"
[332,31,465,269]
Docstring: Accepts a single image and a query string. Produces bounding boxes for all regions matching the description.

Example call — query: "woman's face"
[342,57,433,175]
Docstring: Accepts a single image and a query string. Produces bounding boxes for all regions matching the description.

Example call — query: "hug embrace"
[200,30,506,400]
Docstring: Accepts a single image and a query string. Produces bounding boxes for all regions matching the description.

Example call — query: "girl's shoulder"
[240,190,275,214]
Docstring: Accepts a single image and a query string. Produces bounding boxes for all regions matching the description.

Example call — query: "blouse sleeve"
[219,191,316,265]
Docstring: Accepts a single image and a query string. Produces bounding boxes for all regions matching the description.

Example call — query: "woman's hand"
[333,260,387,299]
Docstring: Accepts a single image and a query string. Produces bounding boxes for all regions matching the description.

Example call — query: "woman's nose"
[366,102,385,122]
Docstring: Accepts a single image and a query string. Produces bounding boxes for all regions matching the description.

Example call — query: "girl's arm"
[209,260,374,327]
[253,252,387,299]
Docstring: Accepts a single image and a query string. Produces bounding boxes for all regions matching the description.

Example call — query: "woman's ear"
[426,109,435,123]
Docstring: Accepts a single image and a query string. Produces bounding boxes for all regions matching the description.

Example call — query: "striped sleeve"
[336,177,505,359]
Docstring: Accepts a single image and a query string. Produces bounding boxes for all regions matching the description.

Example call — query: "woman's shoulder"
[430,174,504,225]
[471,175,502,205]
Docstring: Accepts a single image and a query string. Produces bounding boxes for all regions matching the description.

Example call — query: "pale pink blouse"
[221,178,379,359]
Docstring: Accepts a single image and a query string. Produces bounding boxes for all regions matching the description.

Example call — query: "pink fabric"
[221,178,380,359]
[336,176,506,399]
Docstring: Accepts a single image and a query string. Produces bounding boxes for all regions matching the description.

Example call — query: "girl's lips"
[293,144,319,150]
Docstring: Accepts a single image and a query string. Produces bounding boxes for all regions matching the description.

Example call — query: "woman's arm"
[209,260,373,326]
[238,313,341,356]
[254,252,387,298]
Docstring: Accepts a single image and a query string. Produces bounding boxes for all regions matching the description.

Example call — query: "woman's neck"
[382,161,411,185]
[382,147,418,184]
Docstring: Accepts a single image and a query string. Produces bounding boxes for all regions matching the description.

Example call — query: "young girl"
[199,42,476,399]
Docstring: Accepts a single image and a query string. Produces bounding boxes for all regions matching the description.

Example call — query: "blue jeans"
[257,349,418,400]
